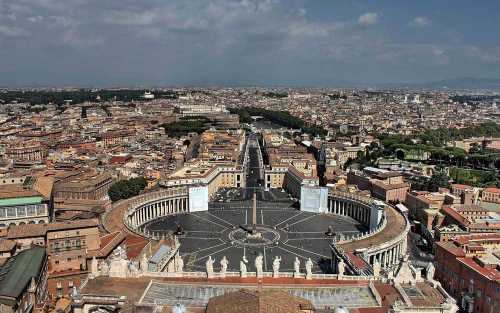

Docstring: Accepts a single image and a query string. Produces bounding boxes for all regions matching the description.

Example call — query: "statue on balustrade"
[240,255,248,277]
[305,258,313,279]
[220,256,229,276]
[206,256,214,276]
[255,254,264,277]
[294,257,301,276]
[272,256,281,277]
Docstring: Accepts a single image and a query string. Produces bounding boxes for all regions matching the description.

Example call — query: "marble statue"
[294,257,301,276]
[100,261,109,276]
[373,259,381,278]
[388,269,394,280]
[175,254,184,272]
[305,258,313,279]
[255,254,264,277]
[206,256,214,276]
[426,262,435,281]
[90,256,99,277]
[338,259,345,277]
[240,256,248,277]
[220,256,229,275]
[272,256,281,277]
[140,253,148,272]
[129,261,139,277]
[109,258,130,278]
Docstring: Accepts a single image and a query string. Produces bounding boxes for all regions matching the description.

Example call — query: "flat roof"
[0,196,43,206]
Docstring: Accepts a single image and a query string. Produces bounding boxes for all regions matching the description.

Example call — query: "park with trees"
[108,177,148,202]
[345,122,500,189]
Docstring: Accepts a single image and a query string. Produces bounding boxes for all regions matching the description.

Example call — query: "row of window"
[53,255,83,264]
[0,204,46,218]
[50,238,86,252]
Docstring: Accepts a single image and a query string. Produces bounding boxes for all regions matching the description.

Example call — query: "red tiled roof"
[87,231,126,258]
[453,232,500,245]
[484,187,500,194]
[109,155,132,164]
[458,257,500,281]
[435,241,465,257]
[7,218,99,239]
[124,234,149,260]
[346,252,369,270]
[451,184,472,190]
[441,207,470,227]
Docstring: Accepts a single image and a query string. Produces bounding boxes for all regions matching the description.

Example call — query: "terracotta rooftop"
[451,184,472,190]
[484,187,500,194]
[87,231,126,258]
[458,257,500,281]
[124,234,149,260]
[7,218,99,239]
[0,184,41,199]
[0,239,16,252]
[441,206,470,227]
[206,289,314,313]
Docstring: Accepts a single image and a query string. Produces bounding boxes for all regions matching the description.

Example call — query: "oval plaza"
[117,134,410,276]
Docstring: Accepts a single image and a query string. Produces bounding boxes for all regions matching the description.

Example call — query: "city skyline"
[1,0,500,87]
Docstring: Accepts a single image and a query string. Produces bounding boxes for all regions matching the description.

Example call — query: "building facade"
[435,233,500,313]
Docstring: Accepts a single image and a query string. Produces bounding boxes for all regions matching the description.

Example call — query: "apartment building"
[435,233,500,313]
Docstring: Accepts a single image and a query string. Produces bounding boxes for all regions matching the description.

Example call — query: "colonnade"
[327,197,372,227]
[368,239,407,269]
[327,191,409,270]
[126,195,189,229]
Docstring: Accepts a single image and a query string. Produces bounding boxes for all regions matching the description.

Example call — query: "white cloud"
[0,0,498,86]
[412,16,431,27]
[358,12,378,26]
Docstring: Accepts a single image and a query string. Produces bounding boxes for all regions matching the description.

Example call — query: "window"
[6,207,15,217]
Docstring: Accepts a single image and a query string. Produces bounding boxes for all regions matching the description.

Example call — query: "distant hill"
[395,77,500,90]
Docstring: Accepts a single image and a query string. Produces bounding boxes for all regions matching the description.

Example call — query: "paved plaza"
[144,196,366,273]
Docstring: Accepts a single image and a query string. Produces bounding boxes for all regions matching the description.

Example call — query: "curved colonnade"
[327,191,410,270]
[123,187,189,236]
[121,187,409,270]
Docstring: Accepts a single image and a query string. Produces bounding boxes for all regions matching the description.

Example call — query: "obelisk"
[252,192,257,233]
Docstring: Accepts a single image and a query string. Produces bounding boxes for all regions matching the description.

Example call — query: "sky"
[0,0,500,87]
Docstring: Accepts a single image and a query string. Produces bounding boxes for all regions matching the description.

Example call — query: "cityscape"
[0,1,500,313]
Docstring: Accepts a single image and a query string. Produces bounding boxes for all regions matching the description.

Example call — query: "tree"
[108,177,148,202]
[427,171,450,192]
[469,143,481,154]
